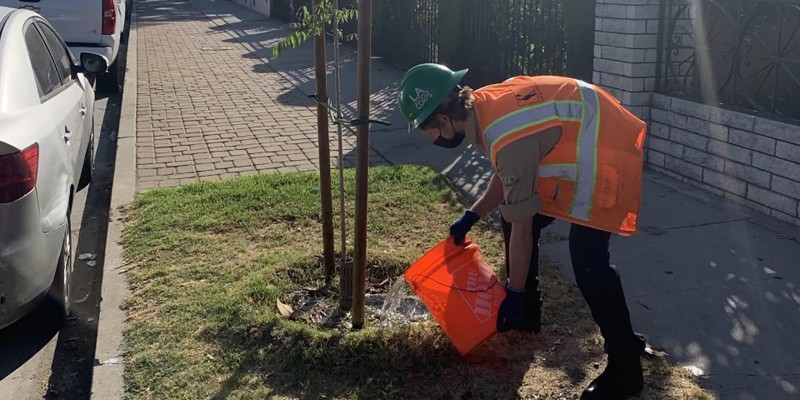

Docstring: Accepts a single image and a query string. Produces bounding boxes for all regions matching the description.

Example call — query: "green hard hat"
[398,63,468,131]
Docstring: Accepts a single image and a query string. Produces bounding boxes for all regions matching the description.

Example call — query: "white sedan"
[0,7,105,329]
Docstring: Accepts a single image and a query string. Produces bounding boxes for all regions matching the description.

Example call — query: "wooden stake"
[333,0,352,311]
[313,0,335,284]
[352,0,372,329]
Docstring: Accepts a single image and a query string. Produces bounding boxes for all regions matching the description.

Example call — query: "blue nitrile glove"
[449,210,480,245]
[496,285,525,333]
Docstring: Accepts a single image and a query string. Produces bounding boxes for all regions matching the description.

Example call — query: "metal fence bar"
[659,0,800,123]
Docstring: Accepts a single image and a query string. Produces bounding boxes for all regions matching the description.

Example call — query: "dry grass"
[120,165,713,400]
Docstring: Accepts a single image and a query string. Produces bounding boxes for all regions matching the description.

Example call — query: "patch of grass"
[121,165,713,399]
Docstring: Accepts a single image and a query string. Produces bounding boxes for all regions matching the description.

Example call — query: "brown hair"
[420,86,475,128]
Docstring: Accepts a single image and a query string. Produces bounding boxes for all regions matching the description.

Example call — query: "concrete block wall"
[593,0,662,121]
[648,95,800,226]
[593,0,800,227]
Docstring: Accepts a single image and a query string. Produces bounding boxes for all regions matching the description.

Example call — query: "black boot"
[501,214,554,335]
[580,354,643,400]
[516,289,542,333]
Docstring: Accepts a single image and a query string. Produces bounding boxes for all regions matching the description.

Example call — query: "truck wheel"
[97,58,122,94]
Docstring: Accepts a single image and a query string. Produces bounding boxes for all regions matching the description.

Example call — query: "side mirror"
[76,53,109,75]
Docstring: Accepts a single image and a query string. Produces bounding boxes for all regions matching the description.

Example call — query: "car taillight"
[0,144,39,203]
[102,0,116,35]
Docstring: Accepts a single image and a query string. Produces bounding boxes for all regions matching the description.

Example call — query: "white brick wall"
[777,142,800,161]
[773,176,800,199]
[703,169,746,196]
[725,161,770,188]
[753,152,800,181]
[671,128,708,151]
[754,118,800,145]
[685,147,724,172]
[648,94,800,226]
[594,0,661,120]
[708,140,751,164]
[729,129,776,154]
[747,185,796,216]
[594,1,800,227]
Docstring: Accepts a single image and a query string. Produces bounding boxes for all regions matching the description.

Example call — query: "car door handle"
[63,126,72,144]
[80,107,87,117]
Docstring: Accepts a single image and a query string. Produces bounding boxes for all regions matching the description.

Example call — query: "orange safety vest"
[472,76,647,235]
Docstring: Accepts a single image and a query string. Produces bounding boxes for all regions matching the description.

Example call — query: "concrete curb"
[90,2,138,399]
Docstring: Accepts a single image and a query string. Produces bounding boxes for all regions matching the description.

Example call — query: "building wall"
[593,0,661,121]
[231,0,271,16]
[593,0,800,226]
[648,95,800,226]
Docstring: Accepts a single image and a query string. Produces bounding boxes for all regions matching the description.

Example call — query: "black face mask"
[433,133,465,148]
[432,120,465,149]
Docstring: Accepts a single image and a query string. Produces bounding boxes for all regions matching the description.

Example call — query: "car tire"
[49,215,73,320]
[96,58,122,94]
[78,121,94,191]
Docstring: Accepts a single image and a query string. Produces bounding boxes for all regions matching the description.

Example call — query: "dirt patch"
[283,275,429,330]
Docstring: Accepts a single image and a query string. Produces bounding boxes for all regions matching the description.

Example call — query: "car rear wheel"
[49,216,73,320]
[78,121,94,191]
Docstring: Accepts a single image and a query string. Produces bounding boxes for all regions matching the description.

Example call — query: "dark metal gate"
[270,0,597,87]
[373,0,439,67]
[657,0,800,122]
[455,0,568,87]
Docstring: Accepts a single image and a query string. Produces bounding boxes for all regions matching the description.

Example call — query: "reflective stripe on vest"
[569,79,601,221]
[538,163,577,181]
[482,79,602,221]
[484,100,582,159]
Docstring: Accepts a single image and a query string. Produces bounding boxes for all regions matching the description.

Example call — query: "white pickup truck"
[0,0,128,93]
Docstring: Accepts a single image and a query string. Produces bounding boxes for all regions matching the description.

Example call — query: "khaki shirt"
[465,110,561,223]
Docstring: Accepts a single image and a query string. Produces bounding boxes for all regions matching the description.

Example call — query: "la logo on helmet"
[410,88,432,109]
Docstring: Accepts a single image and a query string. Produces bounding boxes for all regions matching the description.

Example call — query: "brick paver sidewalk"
[135,0,388,190]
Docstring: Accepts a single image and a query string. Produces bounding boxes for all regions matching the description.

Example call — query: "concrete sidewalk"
[102,0,800,399]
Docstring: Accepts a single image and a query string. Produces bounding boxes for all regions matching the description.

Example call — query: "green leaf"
[272,1,359,59]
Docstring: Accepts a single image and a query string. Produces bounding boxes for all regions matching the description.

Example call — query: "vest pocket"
[595,164,620,209]
[538,177,574,212]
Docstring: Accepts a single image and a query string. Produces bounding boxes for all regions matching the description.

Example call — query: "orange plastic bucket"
[404,236,506,355]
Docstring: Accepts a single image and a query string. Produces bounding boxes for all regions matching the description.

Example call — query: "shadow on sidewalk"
[198,1,404,126]
[136,0,209,27]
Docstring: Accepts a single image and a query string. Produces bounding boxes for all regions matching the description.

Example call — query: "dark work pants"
[501,215,645,357]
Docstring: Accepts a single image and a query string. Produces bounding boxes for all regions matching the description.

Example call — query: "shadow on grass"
[194,257,704,400]
[191,257,575,399]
